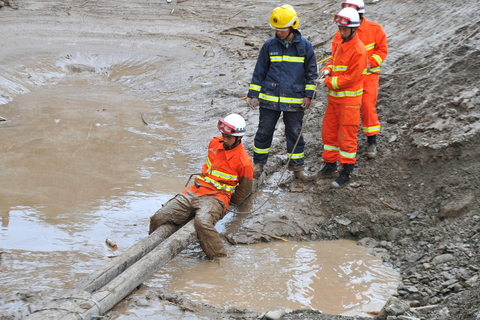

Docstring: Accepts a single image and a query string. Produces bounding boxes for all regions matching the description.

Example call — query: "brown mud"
[1,0,480,319]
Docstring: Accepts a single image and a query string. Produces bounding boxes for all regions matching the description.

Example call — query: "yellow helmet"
[269,5,299,30]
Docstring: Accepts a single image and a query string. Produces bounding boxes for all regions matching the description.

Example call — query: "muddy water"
[145,240,399,317]
[0,54,399,319]
[0,60,195,294]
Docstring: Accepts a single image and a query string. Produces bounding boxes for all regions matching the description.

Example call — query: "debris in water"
[106,238,117,249]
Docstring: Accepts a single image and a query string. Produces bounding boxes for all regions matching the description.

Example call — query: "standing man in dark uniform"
[248,4,318,182]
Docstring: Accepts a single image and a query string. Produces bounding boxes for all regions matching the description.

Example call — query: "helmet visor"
[341,2,361,11]
[334,14,352,26]
[218,119,238,135]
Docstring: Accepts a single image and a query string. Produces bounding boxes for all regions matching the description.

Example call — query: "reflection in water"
[148,240,400,317]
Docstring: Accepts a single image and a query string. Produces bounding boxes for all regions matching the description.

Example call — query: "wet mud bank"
[1,0,480,319]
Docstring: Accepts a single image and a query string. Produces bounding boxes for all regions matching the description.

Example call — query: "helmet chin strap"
[342,28,356,42]
[222,137,242,151]
[287,27,294,38]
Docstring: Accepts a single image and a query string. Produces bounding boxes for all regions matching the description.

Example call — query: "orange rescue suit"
[185,136,253,208]
[333,17,388,137]
[321,32,367,165]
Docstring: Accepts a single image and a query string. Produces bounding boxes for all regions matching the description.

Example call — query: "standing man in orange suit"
[318,7,367,188]
[335,0,388,158]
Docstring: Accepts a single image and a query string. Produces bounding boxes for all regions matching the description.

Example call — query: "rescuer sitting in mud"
[149,114,253,259]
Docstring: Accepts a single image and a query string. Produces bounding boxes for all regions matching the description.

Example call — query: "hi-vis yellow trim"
[327,89,363,98]
[362,125,381,133]
[259,93,279,102]
[372,54,383,65]
[365,42,375,51]
[259,93,303,105]
[305,84,316,91]
[287,152,304,159]
[249,84,261,92]
[270,55,305,63]
[323,144,340,151]
[332,65,348,72]
[332,76,339,90]
[198,176,235,193]
[254,146,270,154]
[340,150,356,159]
[365,66,381,75]
[206,158,238,180]
[280,97,303,104]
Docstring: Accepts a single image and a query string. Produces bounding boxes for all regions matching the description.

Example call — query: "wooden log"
[28,221,197,320]
[73,223,179,293]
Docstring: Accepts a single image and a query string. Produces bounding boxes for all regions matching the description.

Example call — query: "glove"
[249,97,259,110]
[320,70,330,78]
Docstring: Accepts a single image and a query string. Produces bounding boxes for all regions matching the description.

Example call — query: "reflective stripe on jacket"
[333,18,388,79]
[184,136,253,207]
[322,33,367,105]
[247,29,318,112]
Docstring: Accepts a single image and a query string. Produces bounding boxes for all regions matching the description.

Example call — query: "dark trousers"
[253,108,305,168]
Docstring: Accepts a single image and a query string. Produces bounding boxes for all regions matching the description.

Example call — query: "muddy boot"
[293,170,306,182]
[253,164,264,179]
[332,164,354,189]
[289,166,306,182]
[366,135,377,159]
[319,162,337,178]
[252,164,266,192]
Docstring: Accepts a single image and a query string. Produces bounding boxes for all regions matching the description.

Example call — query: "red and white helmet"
[334,7,360,28]
[217,114,246,137]
[341,0,365,14]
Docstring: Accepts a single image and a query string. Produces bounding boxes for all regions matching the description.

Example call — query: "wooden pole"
[28,221,197,320]
[73,223,179,293]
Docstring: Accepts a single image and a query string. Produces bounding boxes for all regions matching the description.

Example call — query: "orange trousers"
[361,77,381,137]
[321,101,361,165]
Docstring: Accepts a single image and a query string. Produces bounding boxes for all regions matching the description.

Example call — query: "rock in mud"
[358,237,379,248]
[387,228,400,241]
[375,296,411,320]
[439,194,475,219]
[265,308,286,320]
[431,254,455,265]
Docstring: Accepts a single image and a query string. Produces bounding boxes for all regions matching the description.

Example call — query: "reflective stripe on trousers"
[321,101,360,165]
[254,107,305,168]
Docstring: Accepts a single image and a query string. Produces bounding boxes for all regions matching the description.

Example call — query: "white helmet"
[341,0,365,14]
[217,114,246,137]
[334,7,360,28]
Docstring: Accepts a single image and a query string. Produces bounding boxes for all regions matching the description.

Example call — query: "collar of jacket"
[274,29,302,44]
[214,136,244,161]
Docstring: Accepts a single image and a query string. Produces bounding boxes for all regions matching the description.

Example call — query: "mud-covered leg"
[193,197,226,259]
[149,193,194,234]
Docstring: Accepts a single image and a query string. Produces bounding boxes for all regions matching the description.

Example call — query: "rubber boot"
[294,170,306,182]
[319,162,337,178]
[332,164,354,188]
[253,164,264,179]
[367,135,377,159]
[289,166,306,182]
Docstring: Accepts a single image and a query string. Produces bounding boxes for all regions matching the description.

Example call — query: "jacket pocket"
[261,80,279,96]
[342,105,361,126]
[293,84,305,97]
